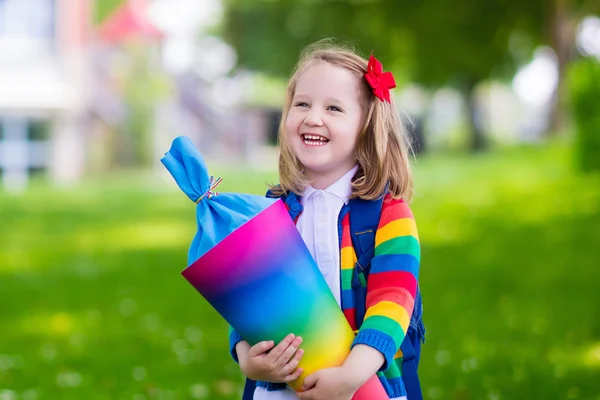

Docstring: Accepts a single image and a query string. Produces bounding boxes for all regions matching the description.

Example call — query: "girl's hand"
[296,344,385,399]
[296,367,360,400]
[238,334,304,383]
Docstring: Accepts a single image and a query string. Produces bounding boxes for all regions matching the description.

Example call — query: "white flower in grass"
[154,389,176,400]
[40,343,56,361]
[119,298,137,316]
[435,349,451,366]
[11,355,23,369]
[428,387,442,399]
[132,366,147,381]
[461,356,479,372]
[163,329,176,339]
[488,391,500,400]
[190,383,208,399]
[0,355,13,371]
[56,371,82,387]
[0,390,17,400]
[69,333,86,349]
[21,389,38,400]
[143,314,161,331]
[178,351,194,365]
[172,339,188,356]
[184,326,203,343]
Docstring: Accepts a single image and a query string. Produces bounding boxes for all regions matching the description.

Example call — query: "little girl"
[230,41,423,400]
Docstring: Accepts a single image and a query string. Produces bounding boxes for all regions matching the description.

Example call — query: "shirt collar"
[302,164,358,205]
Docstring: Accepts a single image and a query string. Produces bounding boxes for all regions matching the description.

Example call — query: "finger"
[283,366,303,383]
[296,387,314,400]
[281,348,304,375]
[302,371,319,391]
[265,333,295,361]
[248,340,275,357]
[275,336,303,365]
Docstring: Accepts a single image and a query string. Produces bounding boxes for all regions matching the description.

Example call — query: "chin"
[301,162,333,177]
[297,155,328,170]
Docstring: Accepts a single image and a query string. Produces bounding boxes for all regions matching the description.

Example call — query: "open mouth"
[302,134,330,146]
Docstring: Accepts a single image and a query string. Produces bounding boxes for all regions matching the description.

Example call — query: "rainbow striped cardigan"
[229,191,420,398]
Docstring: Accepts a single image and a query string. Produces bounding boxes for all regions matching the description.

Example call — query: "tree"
[221,0,550,151]
[546,0,600,135]
[221,1,412,79]
[95,0,124,24]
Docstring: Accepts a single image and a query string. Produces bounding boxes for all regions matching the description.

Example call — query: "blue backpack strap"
[348,195,385,325]
[265,187,280,199]
[401,288,425,400]
[349,193,425,400]
[242,379,256,400]
[267,187,302,220]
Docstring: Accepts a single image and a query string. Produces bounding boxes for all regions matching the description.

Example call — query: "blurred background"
[1,0,600,399]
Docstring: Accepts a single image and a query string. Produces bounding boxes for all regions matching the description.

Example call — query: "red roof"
[99,0,163,43]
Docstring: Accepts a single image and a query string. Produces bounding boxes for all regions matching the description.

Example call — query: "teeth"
[303,134,328,141]
[303,136,327,146]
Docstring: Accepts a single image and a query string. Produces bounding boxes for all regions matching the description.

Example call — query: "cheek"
[284,112,300,138]
[341,123,361,152]
[340,119,362,142]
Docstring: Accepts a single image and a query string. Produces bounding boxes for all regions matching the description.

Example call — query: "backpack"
[241,191,425,400]
[348,195,425,400]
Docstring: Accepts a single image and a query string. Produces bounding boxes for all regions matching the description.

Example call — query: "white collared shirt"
[296,165,358,306]
[254,164,407,400]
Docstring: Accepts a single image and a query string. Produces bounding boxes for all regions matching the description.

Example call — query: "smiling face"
[284,62,365,189]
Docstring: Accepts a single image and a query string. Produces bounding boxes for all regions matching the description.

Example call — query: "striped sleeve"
[352,195,420,371]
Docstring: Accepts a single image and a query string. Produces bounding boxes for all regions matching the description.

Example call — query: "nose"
[303,108,323,127]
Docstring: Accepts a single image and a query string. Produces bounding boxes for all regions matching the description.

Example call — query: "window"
[28,166,46,178]
[28,122,50,169]
[0,117,50,175]
[27,120,50,141]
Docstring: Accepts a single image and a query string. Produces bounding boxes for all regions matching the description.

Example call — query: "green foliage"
[1,146,600,398]
[121,44,173,167]
[568,57,600,173]
[221,0,414,81]
[95,0,124,24]
[221,0,547,87]
[220,0,549,150]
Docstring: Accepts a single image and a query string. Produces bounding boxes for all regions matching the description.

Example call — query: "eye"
[328,105,343,112]
[294,102,309,108]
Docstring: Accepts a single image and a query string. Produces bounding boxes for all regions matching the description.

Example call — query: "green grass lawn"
[1,145,599,400]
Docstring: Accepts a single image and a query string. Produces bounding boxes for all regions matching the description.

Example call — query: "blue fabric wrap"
[160,136,276,264]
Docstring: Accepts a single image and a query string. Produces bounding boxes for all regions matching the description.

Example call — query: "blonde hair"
[270,40,414,202]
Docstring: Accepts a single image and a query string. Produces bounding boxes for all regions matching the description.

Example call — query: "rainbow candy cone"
[182,199,388,399]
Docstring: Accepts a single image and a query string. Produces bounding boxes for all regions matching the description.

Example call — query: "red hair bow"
[364,54,396,103]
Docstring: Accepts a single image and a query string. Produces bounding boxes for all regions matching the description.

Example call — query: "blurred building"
[0,0,93,192]
[91,0,276,173]
[0,0,280,193]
